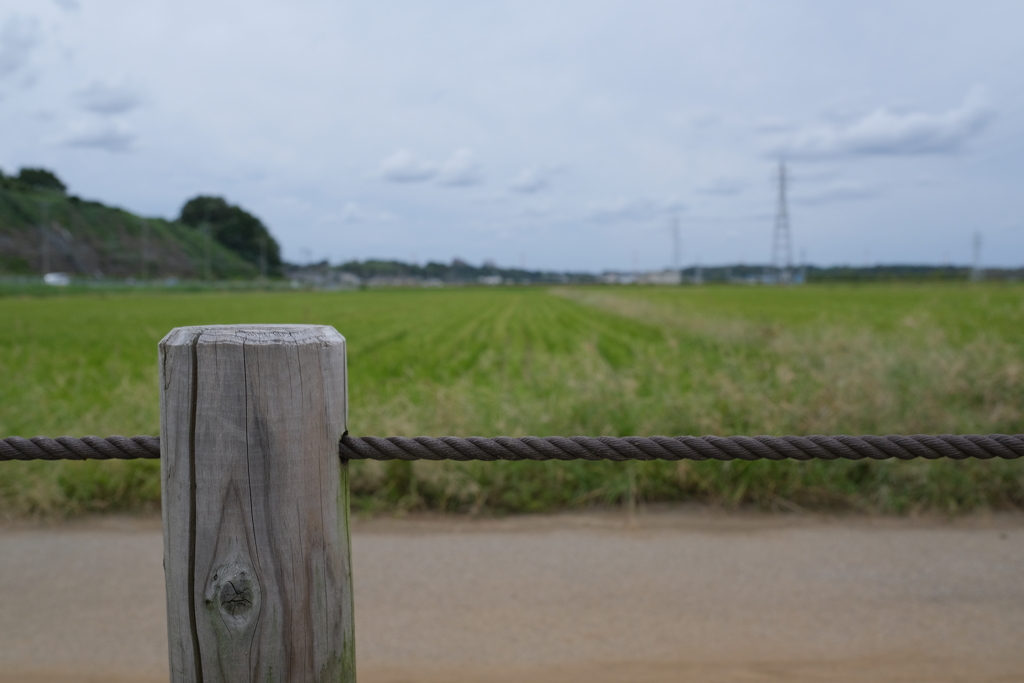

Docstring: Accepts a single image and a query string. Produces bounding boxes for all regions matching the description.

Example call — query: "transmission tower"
[771,161,793,283]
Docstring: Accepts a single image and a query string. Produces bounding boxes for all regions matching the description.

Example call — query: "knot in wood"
[219,578,254,618]
[206,564,259,628]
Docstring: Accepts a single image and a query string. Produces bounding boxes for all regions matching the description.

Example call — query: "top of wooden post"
[160,324,345,348]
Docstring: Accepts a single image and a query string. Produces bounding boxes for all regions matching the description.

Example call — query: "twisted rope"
[2,434,1023,462]
[340,434,1024,461]
[0,435,161,461]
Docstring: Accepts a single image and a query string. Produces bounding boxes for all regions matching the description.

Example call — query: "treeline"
[681,264,1021,283]
[318,258,595,284]
[178,196,282,277]
[291,260,1022,288]
[806,265,1020,282]
[0,167,68,193]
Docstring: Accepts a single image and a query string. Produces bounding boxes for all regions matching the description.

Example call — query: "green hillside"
[0,174,260,280]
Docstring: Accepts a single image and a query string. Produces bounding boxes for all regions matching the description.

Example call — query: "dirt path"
[1,509,1022,683]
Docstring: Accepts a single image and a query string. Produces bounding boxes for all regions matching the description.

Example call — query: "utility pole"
[259,236,268,281]
[671,215,680,273]
[203,223,212,281]
[202,203,213,283]
[199,203,214,282]
[971,232,983,282]
[771,161,793,284]
[140,219,149,280]
[39,201,50,275]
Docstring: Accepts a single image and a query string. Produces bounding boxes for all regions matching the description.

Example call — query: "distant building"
[600,272,632,284]
[599,270,681,285]
[639,269,683,285]
[285,265,361,289]
[366,276,422,288]
[43,272,71,286]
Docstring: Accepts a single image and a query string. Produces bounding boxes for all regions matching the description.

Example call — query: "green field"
[1,284,1023,516]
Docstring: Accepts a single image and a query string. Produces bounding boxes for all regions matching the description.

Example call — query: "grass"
[1,283,1022,516]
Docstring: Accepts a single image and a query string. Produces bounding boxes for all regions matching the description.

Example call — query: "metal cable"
[2,434,1023,462]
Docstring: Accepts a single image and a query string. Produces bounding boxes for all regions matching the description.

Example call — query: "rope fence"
[5,325,1022,682]
[3,433,1023,463]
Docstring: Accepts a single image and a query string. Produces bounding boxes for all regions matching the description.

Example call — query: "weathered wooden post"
[159,325,354,682]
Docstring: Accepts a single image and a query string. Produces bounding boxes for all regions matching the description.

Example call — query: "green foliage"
[326,257,592,284]
[0,186,259,279]
[0,253,32,275]
[0,283,1022,517]
[15,167,66,193]
[178,196,282,276]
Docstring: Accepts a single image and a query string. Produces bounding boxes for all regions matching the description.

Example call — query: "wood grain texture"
[160,325,353,683]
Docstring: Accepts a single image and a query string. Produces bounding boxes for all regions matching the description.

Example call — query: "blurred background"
[2,4,1024,683]
[3,0,1024,514]
[2,0,1023,517]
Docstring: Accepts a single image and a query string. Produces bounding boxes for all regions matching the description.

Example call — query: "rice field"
[1,283,1023,516]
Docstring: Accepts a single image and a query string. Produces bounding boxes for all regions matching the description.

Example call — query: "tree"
[178,195,283,276]
[16,168,66,192]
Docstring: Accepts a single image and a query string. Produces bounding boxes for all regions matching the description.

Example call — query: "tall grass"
[1,284,1022,516]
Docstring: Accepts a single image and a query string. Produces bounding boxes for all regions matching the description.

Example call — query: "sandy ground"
[0,508,1022,683]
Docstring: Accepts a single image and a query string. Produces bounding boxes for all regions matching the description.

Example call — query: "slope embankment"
[0,186,256,279]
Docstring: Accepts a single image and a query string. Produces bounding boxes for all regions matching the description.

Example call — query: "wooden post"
[159,325,354,682]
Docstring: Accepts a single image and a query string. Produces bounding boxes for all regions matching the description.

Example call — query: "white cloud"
[795,180,877,205]
[769,88,994,158]
[62,121,136,152]
[697,177,744,196]
[0,15,41,78]
[378,147,483,186]
[436,147,483,187]
[754,118,793,133]
[509,166,551,193]
[75,80,142,115]
[378,149,436,182]
[515,202,554,219]
[337,201,396,224]
[686,111,721,129]
[588,197,684,223]
[52,0,79,11]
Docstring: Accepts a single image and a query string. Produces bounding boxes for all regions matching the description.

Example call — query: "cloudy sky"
[2,1,1022,270]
